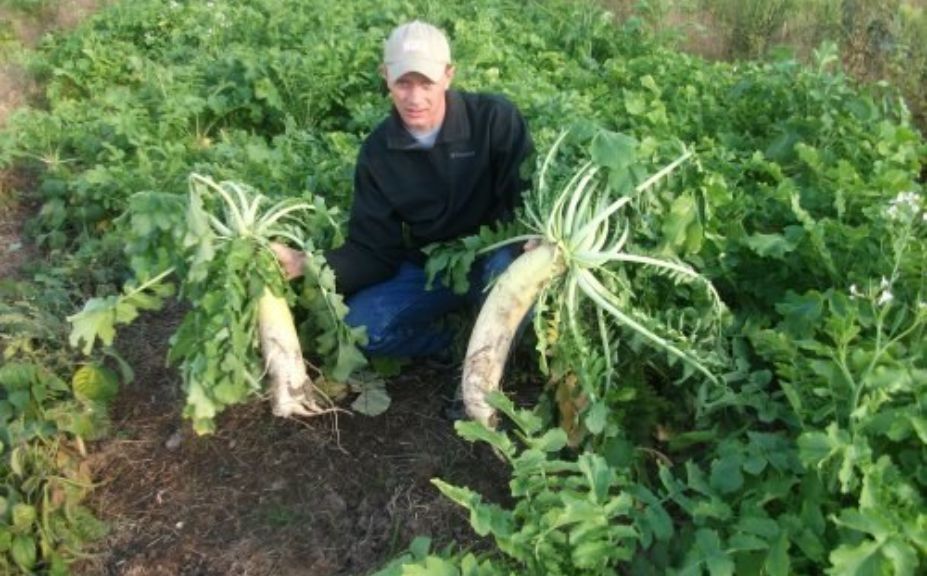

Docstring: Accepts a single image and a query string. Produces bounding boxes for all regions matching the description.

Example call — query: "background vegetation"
[607,0,927,131]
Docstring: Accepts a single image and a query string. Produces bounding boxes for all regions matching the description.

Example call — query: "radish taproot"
[460,133,724,427]
[68,174,360,433]
[188,174,328,420]
[462,242,565,426]
[258,286,321,417]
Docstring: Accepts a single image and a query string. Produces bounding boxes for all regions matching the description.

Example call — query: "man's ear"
[444,64,456,87]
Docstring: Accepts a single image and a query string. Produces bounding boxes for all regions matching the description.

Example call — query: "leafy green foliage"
[384,394,651,575]
[0,360,112,574]
[298,250,368,384]
[67,270,174,355]
[2,0,925,573]
[68,174,366,433]
[0,277,113,574]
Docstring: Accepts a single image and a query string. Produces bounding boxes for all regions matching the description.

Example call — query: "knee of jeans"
[481,246,518,282]
[345,302,390,348]
[361,331,392,355]
[468,246,518,303]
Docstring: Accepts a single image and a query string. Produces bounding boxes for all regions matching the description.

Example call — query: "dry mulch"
[73,305,511,576]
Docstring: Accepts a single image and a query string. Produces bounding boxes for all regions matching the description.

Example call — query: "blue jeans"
[344,247,518,358]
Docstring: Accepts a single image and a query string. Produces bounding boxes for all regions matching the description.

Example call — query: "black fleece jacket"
[324,90,533,296]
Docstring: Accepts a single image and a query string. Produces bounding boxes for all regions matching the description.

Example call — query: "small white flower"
[849,284,863,298]
[877,290,893,306]
[880,276,890,290]
[887,190,923,221]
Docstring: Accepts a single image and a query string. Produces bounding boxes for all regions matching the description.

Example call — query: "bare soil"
[0,169,41,280]
[72,304,511,576]
[0,0,101,127]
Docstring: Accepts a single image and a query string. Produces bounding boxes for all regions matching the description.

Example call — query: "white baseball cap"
[383,21,451,84]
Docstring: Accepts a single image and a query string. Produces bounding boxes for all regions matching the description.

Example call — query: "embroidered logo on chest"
[450,150,476,159]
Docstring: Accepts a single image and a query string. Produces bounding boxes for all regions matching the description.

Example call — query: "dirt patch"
[0,0,102,127]
[0,63,39,128]
[0,169,41,280]
[73,305,512,576]
[0,0,100,46]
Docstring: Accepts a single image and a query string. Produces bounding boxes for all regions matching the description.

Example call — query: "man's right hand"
[270,242,307,280]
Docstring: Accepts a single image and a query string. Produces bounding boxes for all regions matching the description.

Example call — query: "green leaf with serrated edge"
[590,130,637,173]
[485,391,541,435]
[775,290,824,338]
[728,533,768,552]
[709,453,743,494]
[531,427,567,453]
[11,535,36,571]
[431,479,478,512]
[68,296,120,354]
[643,500,673,541]
[880,539,918,576]
[404,557,459,576]
[11,504,36,532]
[68,275,171,355]
[662,194,702,253]
[766,530,790,576]
[578,453,613,503]
[407,536,431,560]
[333,343,368,383]
[351,386,391,417]
[697,529,735,576]
[470,499,513,539]
[779,381,804,425]
[744,232,799,259]
[573,540,623,568]
[584,401,608,434]
[909,416,927,443]
[454,421,515,457]
[0,362,38,390]
[828,539,884,575]
[301,251,368,384]
[798,428,842,467]
[834,509,892,541]
[736,516,780,539]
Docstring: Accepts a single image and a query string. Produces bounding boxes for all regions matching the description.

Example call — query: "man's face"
[386,66,454,133]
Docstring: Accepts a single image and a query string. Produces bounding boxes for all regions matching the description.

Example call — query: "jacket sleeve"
[324,148,404,296]
[490,99,534,221]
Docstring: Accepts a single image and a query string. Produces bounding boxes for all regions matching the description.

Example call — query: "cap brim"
[386,59,446,84]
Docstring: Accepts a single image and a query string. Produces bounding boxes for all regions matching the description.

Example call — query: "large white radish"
[258,286,321,417]
[461,242,564,427]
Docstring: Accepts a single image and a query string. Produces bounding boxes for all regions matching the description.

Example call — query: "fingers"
[269,242,306,280]
[523,238,541,252]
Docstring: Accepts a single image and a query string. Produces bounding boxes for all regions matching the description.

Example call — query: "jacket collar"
[385,90,470,150]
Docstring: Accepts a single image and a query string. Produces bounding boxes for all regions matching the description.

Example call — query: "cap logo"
[402,40,425,52]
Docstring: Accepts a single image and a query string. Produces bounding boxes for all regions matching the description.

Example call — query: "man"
[273,20,533,359]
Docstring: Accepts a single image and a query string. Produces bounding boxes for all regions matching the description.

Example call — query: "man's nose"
[406,85,425,103]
